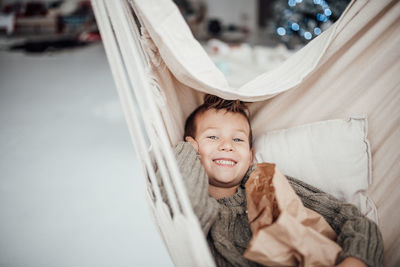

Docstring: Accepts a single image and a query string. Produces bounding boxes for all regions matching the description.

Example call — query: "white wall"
[203,0,258,36]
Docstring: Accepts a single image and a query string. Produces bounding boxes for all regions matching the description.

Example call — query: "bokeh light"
[277,27,287,36]
[314,27,322,35]
[324,9,332,16]
[275,0,339,45]
[304,32,312,40]
[288,0,296,7]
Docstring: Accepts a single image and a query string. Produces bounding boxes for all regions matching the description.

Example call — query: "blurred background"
[0,0,349,266]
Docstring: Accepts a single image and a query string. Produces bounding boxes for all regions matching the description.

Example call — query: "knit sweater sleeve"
[287,176,384,267]
[157,141,220,235]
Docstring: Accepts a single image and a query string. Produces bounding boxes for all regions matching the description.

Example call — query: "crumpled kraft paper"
[243,163,342,267]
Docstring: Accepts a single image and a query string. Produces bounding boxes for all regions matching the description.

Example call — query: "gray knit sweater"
[159,142,383,267]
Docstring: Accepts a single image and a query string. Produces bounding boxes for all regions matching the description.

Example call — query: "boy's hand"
[185,136,199,152]
[336,257,367,267]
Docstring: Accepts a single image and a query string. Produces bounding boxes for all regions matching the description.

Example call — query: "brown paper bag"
[243,163,342,267]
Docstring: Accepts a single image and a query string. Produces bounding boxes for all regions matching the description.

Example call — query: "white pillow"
[254,117,378,223]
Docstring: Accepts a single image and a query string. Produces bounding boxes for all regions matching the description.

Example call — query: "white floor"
[0,43,173,266]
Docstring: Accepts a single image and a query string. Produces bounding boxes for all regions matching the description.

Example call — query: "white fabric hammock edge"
[91,0,216,266]
[130,0,365,101]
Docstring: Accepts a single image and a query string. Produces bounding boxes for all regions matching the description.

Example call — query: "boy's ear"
[249,148,254,165]
[185,136,199,152]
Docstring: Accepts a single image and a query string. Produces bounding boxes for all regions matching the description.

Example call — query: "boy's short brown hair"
[184,94,253,148]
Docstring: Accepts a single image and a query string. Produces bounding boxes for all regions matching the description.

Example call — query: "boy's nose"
[218,140,234,151]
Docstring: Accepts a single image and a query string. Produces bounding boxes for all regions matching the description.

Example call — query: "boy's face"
[193,109,253,189]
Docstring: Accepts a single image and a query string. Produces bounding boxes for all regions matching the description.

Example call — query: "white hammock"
[91,0,400,265]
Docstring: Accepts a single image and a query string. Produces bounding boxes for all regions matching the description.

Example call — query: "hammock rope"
[91,0,216,265]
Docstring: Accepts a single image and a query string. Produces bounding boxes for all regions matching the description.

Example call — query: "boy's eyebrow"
[203,127,249,135]
[203,127,217,130]
[235,129,250,137]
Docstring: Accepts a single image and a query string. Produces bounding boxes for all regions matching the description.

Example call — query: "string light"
[277,27,287,36]
[291,23,300,31]
[324,9,332,16]
[276,0,334,43]
[314,27,322,35]
[304,32,312,40]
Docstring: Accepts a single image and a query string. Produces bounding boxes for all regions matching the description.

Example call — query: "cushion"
[253,117,378,223]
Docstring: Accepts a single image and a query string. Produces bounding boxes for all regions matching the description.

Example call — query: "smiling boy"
[185,107,253,199]
[159,94,383,267]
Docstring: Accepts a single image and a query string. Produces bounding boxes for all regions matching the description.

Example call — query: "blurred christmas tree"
[272,0,350,49]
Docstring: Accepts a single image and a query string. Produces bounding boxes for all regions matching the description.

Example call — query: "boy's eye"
[233,138,243,142]
[207,136,217,140]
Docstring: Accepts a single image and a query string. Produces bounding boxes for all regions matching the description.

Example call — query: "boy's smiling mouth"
[213,158,237,167]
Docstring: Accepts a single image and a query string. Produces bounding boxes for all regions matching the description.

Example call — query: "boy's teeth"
[215,160,235,166]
